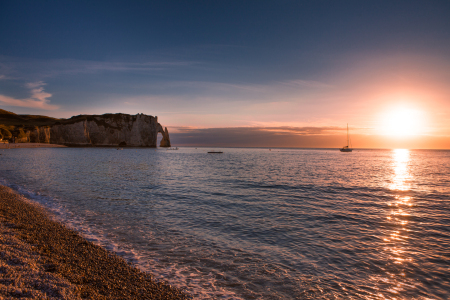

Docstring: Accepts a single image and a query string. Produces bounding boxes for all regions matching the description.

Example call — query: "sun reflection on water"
[378,149,415,298]
[390,149,411,191]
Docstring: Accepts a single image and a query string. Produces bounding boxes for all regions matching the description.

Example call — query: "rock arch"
[157,123,171,147]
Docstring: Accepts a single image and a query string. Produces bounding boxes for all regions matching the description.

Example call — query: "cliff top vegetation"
[0,109,158,142]
[0,109,61,127]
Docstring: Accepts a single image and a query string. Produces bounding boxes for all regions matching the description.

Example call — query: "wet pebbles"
[0,185,190,299]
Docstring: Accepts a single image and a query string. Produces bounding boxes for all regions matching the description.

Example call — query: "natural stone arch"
[157,123,171,147]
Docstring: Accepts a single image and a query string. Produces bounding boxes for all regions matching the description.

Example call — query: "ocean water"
[1,147,449,299]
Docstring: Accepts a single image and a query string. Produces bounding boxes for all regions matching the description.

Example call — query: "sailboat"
[340,123,352,152]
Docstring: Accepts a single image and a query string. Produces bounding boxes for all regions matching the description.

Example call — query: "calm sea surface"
[1,147,449,299]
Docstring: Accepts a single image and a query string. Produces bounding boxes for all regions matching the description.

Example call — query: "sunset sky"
[1,1,450,148]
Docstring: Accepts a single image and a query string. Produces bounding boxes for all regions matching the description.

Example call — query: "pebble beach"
[0,143,67,149]
[0,185,190,299]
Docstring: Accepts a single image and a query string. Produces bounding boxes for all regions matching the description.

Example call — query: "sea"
[0,147,449,299]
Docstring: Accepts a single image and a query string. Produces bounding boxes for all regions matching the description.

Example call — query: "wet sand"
[0,143,67,149]
[0,185,190,299]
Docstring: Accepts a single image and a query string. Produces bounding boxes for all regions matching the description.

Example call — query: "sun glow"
[379,107,424,137]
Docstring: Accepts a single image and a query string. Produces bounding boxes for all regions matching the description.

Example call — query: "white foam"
[0,179,243,300]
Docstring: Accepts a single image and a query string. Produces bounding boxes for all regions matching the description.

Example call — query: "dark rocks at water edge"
[0,185,190,299]
[0,108,171,147]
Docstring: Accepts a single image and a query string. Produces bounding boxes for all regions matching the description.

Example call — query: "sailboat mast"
[347,123,349,147]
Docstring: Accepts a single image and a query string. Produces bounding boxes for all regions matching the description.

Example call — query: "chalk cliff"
[0,110,171,147]
[49,113,171,147]
[29,126,51,143]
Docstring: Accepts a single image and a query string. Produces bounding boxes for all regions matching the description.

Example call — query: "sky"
[1,0,450,148]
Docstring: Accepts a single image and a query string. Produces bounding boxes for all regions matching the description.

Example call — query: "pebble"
[0,185,191,299]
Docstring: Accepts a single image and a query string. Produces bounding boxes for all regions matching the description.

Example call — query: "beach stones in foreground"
[0,185,190,299]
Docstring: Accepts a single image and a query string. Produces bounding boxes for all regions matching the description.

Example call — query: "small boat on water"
[167,147,179,150]
[340,123,353,152]
[208,151,223,154]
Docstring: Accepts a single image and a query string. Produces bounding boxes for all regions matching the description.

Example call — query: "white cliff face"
[28,113,170,147]
[29,126,51,143]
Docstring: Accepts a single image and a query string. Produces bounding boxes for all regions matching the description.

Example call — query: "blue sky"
[1,1,450,147]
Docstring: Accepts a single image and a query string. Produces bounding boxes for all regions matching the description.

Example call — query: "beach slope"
[0,185,189,299]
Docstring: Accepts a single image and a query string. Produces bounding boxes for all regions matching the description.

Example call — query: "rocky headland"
[0,109,171,147]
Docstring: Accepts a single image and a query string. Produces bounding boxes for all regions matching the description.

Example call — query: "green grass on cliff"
[0,108,61,141]
[0,109,155,142]
[0,108,61,127]
[0,109,17,115]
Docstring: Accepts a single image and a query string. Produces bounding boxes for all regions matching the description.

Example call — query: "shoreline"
[0,185,190,299]
[0,143,67,149]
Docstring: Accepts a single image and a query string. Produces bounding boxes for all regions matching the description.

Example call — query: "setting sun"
[379,107,424,137]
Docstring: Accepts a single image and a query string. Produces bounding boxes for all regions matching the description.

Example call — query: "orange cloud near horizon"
[168,126,450,150]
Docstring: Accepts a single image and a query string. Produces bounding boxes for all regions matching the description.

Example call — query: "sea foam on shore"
[0,185,190,299]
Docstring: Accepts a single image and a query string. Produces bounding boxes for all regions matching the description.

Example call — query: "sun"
[379,107,424,137]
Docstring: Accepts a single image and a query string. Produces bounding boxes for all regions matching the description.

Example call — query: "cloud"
[0,81,59,110]
[279,79,333,89]
[174,126,344,135]
[0,55,198,80]
[26,81,45,89]
[168,126,351,147]
[0,74,15,80]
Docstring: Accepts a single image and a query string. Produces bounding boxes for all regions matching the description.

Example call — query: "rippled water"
[1,147,449,299]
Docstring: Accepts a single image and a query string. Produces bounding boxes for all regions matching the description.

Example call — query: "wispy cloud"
[279,79,333,89]
[138,78,332,93]
[168,126,350,147]
[0,81,58,110]
[173,126,346,135]
[55,60,196,74]
[25,81,45,89]
[168,125,450,149]
[0,55,198,79]
[0,74,15,80]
